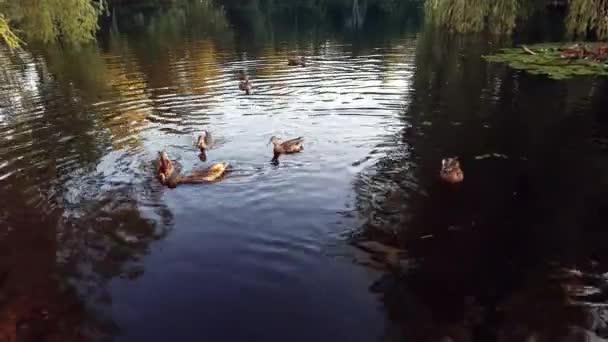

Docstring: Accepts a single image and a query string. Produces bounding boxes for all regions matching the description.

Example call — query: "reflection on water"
[2,1,608,341]
[354,27,608,341]
[0,1,418,340]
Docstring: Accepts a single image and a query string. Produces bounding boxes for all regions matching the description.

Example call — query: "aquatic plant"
[483,43,608,79]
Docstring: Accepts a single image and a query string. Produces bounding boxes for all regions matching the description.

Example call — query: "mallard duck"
[270,136,304,163]
[239,76,251,95]
[157,151,227,188]
[440,157,464,184]
[181,162,228,184]
[287,56,306,67]
[157,151,176,186]
[196,130,213,152]
[196,130,213,161]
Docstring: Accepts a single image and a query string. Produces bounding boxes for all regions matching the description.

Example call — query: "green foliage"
[0,0,102,47]
[424,0,521,35]
[0,13,22,49]
[483,44,608,79]
[424,0,608,39]
[567,0,608,39]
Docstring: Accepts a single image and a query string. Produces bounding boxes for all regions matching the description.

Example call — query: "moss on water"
[483,43,608,80]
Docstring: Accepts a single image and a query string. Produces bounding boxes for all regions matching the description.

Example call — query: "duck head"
[269,136,280,145]
[440,157,464,184]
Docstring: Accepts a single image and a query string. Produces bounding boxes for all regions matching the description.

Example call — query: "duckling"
[239,76,251,95]
[287,56,306,67]
[270,136,304,164]
[440,157,464,184]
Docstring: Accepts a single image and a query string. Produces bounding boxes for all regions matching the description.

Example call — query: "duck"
[173,162,228,187]
[156,151,227,188]
[196,130,213,152]
[440,157,464,184]
[157,151,176,186]
[239,76,251,95]
[270,136,304,164]
[196,130,213,161]
[287,56,306,67]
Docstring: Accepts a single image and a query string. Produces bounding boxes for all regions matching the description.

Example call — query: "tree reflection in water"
[353,27,608,341]
[0,45,173,341]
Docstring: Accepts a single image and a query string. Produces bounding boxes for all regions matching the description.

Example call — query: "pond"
[1,1,608,341]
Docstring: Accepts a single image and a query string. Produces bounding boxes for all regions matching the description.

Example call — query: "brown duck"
[196,130,213,151]
[196,130,213,161]
[239,76,251,95]
[440,157,464,184]
[157,151,175,184]
[157,151,227,188]
[270,136,304,164]
[287,56,306,67]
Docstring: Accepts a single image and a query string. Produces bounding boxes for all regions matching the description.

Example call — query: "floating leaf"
[484,43,608,79]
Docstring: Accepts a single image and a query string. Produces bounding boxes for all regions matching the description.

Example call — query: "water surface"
[2,2,608,342]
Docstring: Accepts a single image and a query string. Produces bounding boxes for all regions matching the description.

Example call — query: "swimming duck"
[196,130,213,161]
[440,157,464,184]
[157,151,176,186]
[196,130,213,152]
[156,151,227,188]
[239,76,251,95]
[172,162,228,188]
[270,136,304,164]
[287,56,306,67]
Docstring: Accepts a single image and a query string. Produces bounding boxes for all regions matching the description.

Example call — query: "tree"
[0,0,102,48]
[0,13,21,49]
[567,0,608,39]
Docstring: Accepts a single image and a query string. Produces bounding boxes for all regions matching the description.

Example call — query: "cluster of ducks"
[156,130,304,188]
[157,56,463,188]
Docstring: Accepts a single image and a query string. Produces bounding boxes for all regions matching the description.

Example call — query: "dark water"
[2,2,608,342]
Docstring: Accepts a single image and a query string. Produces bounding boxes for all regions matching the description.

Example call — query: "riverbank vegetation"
[425,0,608,39]
[0,0,102,48]
[0,0,607,50]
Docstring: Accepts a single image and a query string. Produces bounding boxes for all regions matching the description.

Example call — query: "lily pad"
[483,43,608,80]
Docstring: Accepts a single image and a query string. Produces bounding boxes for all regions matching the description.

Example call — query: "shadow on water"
[353,26,608,341]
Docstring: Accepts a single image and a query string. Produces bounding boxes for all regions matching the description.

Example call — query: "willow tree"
[0,13,21,48]
[424,0,522,35]
[567,0,608,39]
[0,0,102,48]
